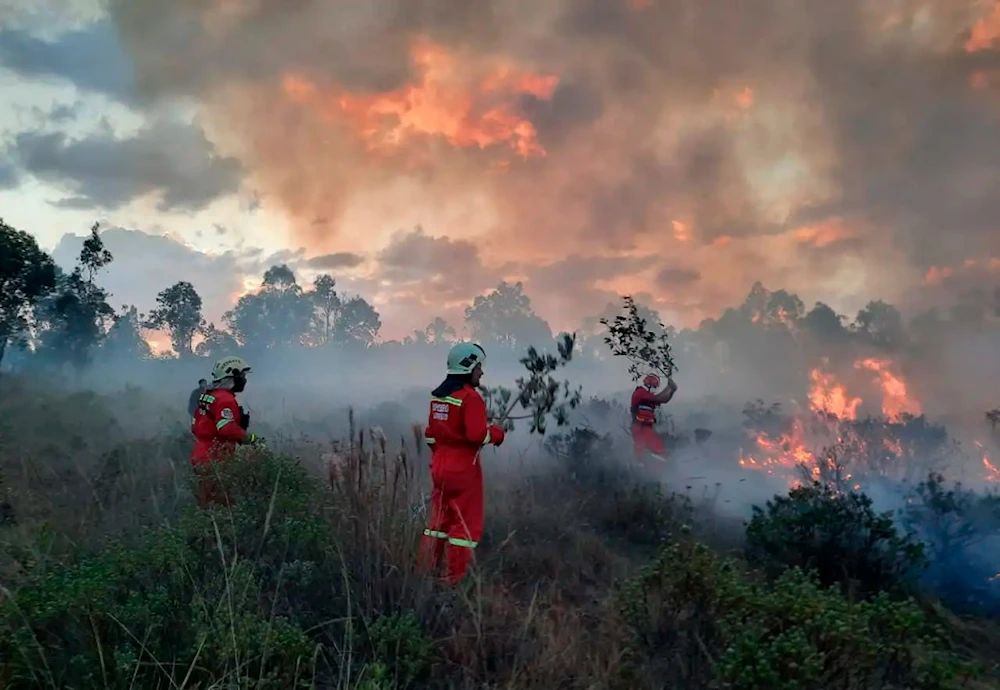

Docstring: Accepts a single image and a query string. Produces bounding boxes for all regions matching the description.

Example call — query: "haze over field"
[3,0,1000,508]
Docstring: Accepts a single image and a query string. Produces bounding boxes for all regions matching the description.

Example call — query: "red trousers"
[418,464,484,585]
[632,423,666,461]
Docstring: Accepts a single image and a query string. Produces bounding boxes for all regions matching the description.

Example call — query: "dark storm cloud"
[376,226,498,298]
[0,20,135,101]
[304,252,366,270]
[657,266,701,288]
[0,160,21,189]
[8,119,243,211]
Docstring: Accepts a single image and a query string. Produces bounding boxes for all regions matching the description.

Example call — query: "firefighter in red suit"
[419,342,505,585]
[191,355,260,507]
[630,373,678,463]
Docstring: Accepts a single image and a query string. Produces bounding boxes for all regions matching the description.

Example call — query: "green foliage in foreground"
[0,451,434,689]
[0,450,990,690]
[619,540,974,690]
[745,482,927,599]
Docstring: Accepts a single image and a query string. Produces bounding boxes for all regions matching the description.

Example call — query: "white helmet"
[211,355,251,383]
[446,342,486,375]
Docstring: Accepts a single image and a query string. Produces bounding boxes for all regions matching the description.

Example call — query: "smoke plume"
[105,0,1000,328]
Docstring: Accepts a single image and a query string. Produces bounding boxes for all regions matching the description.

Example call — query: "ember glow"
[976,441,1000,481]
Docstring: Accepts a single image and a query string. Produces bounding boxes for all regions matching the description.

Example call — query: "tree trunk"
[0,322,9,372]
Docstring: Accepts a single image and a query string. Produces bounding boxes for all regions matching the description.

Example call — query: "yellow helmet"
[211,355,251,383]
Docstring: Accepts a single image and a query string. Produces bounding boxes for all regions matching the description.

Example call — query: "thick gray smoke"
[98,0,1000,328]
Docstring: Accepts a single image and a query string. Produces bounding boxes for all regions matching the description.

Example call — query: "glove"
[489,425,505,446]
[244,432,266,448]
[239,406,250,430]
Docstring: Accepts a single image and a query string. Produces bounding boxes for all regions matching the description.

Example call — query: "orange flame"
[281,38,558,160]
[808,368,861,420]
[966,3,1000,53]
[854,358,921,420]
[975,441,1000,482]
[739,417,816,480]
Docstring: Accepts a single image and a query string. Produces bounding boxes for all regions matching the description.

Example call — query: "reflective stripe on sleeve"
[216,418,232,430]
[448,537,478,548]
[423,529,447,539]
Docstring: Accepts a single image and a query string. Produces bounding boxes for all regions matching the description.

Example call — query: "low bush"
[619,540,973,690]
[745,482,927,598]
[901,473,1000,617]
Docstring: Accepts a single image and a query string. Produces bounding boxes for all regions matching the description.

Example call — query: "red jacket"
[424,382,504,475]
[191,388,248,465]
[631,386,659,425]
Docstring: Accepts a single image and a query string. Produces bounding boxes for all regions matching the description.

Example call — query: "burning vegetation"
[739,355,995,492]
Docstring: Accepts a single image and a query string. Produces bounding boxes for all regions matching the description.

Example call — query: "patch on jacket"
[221,408,234,419]
[432,402,450,420]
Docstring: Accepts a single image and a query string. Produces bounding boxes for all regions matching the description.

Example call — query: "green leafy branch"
[600,295,677,381]
[482,333,583,434]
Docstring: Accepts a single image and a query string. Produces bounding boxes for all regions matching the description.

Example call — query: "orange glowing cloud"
[281,38,558,161]
[792,219,849,248]
[966,2,1000,52]
[924,257,1000,284]
[735,86,754,109]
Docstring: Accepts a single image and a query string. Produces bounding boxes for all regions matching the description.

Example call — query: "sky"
[1,0,999,341]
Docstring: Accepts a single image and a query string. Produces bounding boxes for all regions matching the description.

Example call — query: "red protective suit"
[630,386,666,461]
[191,388,249,507]
[419,380,505,585]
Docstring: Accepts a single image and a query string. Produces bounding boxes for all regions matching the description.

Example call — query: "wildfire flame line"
[738,357,996,487]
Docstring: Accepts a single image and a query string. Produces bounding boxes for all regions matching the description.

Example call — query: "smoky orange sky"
[107,0,1000,333]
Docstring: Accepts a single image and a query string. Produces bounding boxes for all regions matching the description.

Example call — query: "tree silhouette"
[332,296,381,347]
[740,281,804,327]
[104,305,152,361]
[802,302,850,342]
[309,274,341,346]
[425,316,456,344]
[195,322,240,359]
[36,228,115,371]
[464,281,552,348]
[224,264,312,350]
[853,300,906,350]
[0,219,57,369]
[78,223,113,282]
[144,281,205,357]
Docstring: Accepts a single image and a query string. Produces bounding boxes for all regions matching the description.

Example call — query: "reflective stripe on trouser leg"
[443,475,484,584]
[417,485,448,573]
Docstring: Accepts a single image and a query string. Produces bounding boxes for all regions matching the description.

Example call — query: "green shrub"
[0,449,388,689]
[0,524,315,688]
[745,482,926,598]
[619,541,972,690]
[362,611,434,688]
